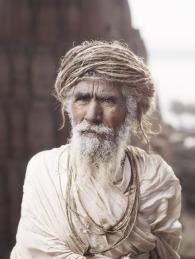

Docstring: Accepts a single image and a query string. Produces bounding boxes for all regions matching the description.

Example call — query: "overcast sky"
[128,0,195,128]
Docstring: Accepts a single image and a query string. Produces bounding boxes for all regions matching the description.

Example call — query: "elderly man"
[11,41,181,259]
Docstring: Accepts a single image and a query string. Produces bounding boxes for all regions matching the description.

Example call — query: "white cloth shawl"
[10,145,182,259]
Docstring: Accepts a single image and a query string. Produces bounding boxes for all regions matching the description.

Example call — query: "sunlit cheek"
[71,104,87,124]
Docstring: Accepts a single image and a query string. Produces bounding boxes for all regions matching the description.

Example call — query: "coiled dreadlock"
[54,40,156,143]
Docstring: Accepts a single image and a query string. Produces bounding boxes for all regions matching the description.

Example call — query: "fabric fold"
[10,145,181,259]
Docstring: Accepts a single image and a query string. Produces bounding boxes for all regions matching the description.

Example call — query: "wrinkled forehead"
[73,79,123,97]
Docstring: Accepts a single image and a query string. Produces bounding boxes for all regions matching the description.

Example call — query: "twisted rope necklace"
[65,147,140,256]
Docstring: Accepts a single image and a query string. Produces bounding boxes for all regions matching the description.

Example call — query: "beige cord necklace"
[64,148,140,256]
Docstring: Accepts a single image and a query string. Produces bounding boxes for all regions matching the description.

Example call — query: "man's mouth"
[80,130,111,139]
[81,130,99,136]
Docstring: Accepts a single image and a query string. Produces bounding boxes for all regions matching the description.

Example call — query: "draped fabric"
[10,145,182,259]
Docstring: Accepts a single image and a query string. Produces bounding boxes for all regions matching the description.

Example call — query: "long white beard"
[69,113,133,187]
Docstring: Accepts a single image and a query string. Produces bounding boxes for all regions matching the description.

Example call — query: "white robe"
[10,145,182,259]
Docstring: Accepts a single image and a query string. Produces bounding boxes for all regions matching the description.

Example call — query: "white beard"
[71,121,115,163]
[69,112,134,187]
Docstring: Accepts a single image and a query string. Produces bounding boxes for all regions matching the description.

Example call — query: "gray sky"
[128,0,195,128]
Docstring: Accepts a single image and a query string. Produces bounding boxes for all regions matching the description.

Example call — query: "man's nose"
[84,100,102,124]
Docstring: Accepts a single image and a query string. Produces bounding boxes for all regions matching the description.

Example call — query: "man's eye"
[101,97,116,104]
[75,96,89,102]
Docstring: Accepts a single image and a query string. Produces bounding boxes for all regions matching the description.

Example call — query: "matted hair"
[54,40,156,142]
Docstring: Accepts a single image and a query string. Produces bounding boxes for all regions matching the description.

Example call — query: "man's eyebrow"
[74,92,91,99]
[73,92,119,102]
[96,94,118,102]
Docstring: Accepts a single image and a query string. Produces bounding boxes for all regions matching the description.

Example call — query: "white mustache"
[74,120,114,137]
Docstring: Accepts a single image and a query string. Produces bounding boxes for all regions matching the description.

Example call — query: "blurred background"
[0,0,194,258]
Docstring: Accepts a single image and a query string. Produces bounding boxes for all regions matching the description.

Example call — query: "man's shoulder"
[128,145,179,183]
[127,145,165,166]
[25,144,70,181]
[28,144,69,164]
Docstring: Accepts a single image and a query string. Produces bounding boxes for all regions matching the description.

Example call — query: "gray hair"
[54,40,156,142]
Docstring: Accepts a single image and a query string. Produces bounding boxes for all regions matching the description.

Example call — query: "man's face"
[69,79,136,181]
[71,79,126,135]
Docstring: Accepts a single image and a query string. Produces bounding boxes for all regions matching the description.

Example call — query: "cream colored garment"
[10,145,182,259]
